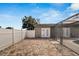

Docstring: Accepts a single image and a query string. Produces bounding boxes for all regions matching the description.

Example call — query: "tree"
[0,26,1,28]
[6,27,13,29]
[22,16,40,30]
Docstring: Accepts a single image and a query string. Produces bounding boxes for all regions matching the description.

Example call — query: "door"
[63,28,70,37]
[41,28,50,38]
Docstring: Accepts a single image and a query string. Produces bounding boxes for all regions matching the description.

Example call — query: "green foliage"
[6,27,13,29]
[22,16,40,30]
[0,26,1,28]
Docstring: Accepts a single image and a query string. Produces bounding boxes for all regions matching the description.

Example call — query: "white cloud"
[68,3,79,11]
[39,10,64,23]
[39,5,79,24]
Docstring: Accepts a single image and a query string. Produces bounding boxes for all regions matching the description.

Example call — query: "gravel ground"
[0,39,78,56]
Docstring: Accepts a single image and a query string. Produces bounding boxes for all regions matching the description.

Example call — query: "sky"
[0,3,79,29]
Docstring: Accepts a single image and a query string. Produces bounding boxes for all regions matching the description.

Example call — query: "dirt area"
[0,39,78,56]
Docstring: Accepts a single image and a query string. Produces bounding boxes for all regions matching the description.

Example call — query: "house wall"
[25,26,55,38]
[62,25,79,38]
[54,27,61,38]
[25,27,53,38]
[54,26,79,38]
[35,28,41,38]
[51,27,55,38]
[71,27,79,38]
[35,27,54,38]
[55,27,71,38]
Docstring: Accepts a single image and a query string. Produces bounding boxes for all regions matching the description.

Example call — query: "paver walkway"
[63,39,79,55]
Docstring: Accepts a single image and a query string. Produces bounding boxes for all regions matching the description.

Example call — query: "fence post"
[21,28,23,40]
[12,28,14,46]
[60,24,63,45]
